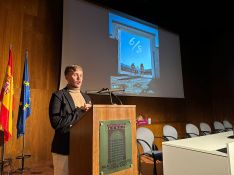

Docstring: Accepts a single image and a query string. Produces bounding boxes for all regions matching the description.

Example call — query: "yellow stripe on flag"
[0,47,14,142]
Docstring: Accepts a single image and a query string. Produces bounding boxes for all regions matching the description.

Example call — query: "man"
[49,65,92,175]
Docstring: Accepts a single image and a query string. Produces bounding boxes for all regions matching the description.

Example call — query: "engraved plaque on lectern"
[99,120,132,175]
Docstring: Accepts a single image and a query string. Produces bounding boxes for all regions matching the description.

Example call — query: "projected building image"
[109,12,159,95]
[119,30,153,78]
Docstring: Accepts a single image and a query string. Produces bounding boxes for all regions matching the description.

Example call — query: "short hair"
[64,65,83,76]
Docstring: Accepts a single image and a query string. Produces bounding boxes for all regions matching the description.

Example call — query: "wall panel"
[0,0,62,168]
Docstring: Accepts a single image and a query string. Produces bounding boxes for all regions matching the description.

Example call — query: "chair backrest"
[186,123,199,137]
[223,120,233,131]
[163,125,178,141]
[136,127,154,153]
[214,121,225,132]
[199,122,212,135]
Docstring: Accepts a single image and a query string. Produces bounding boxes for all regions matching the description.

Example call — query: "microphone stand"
[105,88,123,105]
[97,88,114,104]
[110,92,123,105]
[108,89,113,105]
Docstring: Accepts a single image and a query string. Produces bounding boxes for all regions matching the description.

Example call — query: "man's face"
[65,69,83,89]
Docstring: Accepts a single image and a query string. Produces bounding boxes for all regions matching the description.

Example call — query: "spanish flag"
[0,47,14,142]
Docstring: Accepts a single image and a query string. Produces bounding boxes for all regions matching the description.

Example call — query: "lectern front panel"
[99,120,132,175]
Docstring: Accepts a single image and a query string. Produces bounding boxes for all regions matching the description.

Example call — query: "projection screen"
[60,0,184,98]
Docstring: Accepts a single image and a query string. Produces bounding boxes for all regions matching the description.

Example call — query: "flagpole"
[0,131,12,175]
[16,50,31,173]
[22,135,25,170]
[0,131,5,175]
[16,135,31,173]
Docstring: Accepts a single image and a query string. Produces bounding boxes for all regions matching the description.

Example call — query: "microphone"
[85,88,125,105]
[85,89,106,94]
[99,88,124,105]
[97,88,109,94]
[85,88,125,94]
[98,88,125,94]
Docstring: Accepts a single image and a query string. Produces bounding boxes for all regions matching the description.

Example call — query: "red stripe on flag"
[0,105,11,142]
[0,47,13,142]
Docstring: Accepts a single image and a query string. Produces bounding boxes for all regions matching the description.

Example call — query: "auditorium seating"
[186,123,200,138]
[163,125,178,141]
[213,121,226,133]
[136,127,163,175]
[223,120,233,131]
[199,122,212,135]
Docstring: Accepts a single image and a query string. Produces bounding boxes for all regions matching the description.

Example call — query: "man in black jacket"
[49,65,92,175]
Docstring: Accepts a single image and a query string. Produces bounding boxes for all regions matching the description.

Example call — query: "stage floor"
[1,157,163,175]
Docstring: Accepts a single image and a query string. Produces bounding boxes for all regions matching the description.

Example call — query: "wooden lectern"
[69,105,137,175]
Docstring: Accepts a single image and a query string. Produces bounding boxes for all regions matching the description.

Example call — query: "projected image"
[61,0,184,98]
[111,75,154,95]
[119,30,153,78]
[109,13,159,95]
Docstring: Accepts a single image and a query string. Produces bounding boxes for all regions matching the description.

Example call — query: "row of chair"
[136,120,233,175]
[164,120,233,141]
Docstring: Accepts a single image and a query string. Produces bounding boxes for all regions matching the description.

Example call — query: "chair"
[213,121,225,133]
[163,125,178,141]
[136,127,162,175]
[223,120,233,131]
[199,122,212,135]
[186,124,200,138]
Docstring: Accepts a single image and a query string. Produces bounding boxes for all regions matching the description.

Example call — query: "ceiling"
[86,0,233,34]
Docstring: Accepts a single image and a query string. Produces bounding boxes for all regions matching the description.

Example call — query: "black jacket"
[49,87,91,155]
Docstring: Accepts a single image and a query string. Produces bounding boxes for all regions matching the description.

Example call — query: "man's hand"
[81,103,92,111]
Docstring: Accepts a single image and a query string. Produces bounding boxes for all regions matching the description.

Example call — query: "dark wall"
[181,28,234,128]
[180,30,213,126]
[209,30,234,123]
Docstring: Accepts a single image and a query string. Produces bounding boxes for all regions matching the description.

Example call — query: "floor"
[1,164,53,175]
[140,155,163,175]
[1,156,162,175]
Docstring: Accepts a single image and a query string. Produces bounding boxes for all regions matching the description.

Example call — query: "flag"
[17,51,31,138]
[0,47,14,142]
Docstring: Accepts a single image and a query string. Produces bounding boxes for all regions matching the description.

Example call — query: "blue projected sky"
[120,30,152,69]
[108,11,161,94]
